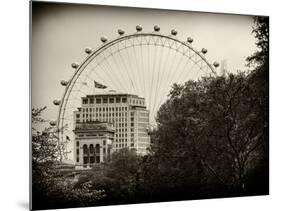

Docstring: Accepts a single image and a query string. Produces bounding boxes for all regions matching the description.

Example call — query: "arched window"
[83,144,89,167]
[89,144,94,154]
[96,144,100,153]
[83,144,88,154]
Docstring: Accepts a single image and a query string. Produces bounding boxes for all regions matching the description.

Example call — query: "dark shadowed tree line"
[32,107,105,210]
[32,17,268,209]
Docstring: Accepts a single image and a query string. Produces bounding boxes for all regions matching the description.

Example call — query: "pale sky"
[32,1,257,129]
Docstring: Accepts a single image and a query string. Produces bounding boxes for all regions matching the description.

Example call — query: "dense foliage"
[32,107,105,210]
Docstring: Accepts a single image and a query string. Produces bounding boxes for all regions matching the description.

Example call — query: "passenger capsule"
[49,120,57,126]
[71,62,79,69]
[187,37,193,43]
[201,48,208,54]
[53,100,61,106]
[171,29,177,36]
[85,48,92,54]
[118,29,125,35]
[136,25,142,32]
[154,25,160,32]
[101,36,107,43]
[60,80,68,86]
[213,61,220,68]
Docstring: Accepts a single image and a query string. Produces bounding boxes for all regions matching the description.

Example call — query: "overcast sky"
[32,2,257,127]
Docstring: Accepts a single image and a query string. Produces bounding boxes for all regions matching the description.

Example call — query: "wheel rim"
[52,29,220,161]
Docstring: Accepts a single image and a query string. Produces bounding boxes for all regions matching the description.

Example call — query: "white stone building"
[73,121,114,169]
[73,91,151,167]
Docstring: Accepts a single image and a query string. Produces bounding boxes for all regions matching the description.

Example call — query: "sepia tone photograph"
[31,1,269,210]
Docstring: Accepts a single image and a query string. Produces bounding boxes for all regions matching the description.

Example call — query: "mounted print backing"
[31,1,269,210]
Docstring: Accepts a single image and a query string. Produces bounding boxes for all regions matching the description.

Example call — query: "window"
[89,144,94,154]
[82,99,88,104]
[109,98,114,103]
[83,144,88,154]
[96,144,100,153]
[83,157,88,165]
[116,98,121,103]
[76,114,80,118]
[122,98,127,103]
[90,98,94,104]
[76,157,79,163]
[103,98,108,103]
[76,149,79,155]
[76,141,79,147]
[96,98,101,104]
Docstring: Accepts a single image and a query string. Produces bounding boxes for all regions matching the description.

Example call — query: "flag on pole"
[94,81,107,89]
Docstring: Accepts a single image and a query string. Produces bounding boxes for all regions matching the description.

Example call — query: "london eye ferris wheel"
[50,25,220,160]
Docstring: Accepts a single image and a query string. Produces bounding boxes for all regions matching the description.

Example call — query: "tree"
[150,16,269,197]
[75,148,142,205]
[32,107,105,210]
[245,16,269,194]
[153,71,268,196]
[247,16,269,69]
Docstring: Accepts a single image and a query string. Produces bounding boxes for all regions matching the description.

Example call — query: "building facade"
[73,121,114,168]
[73,92,151,167]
